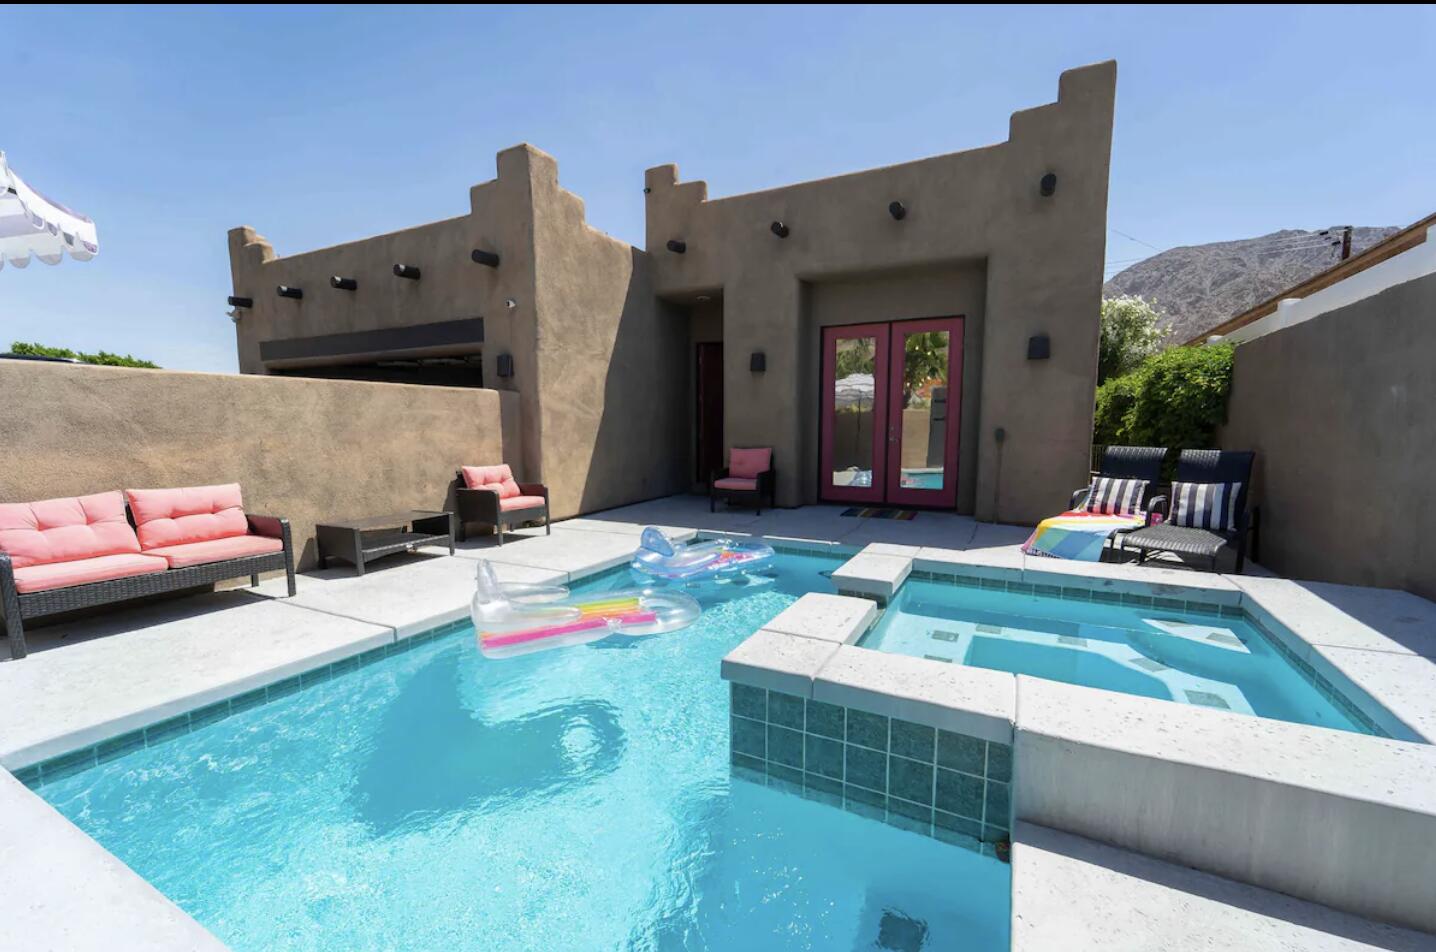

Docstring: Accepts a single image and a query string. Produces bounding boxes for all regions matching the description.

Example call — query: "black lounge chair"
[1124,450,1258,573]
[1070,445,1168,555]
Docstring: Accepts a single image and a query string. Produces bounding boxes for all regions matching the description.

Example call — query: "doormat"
[841,507,917,520]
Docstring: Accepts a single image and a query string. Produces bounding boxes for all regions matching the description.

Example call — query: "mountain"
[1103,226,1399,343]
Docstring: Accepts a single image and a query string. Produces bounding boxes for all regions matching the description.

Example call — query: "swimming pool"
[34,554,1010,951]
[861,576,1389,736]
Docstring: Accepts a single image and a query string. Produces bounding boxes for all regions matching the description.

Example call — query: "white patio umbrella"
[833,372,875,409]
[0,151,99,269]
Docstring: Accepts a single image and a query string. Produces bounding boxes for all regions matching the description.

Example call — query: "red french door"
[820,317,963,508]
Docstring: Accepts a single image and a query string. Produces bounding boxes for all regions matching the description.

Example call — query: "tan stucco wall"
[1220,272,1436,599]
[644,62,1116,523]
[0,362,512,570]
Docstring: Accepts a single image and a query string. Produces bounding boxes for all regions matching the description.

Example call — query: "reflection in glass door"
[820,324,888,503]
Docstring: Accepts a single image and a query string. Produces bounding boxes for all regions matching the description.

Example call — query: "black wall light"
[1039,173,1057,197]
[496,353,514,378]
[770,221,789,238]
[277,285,303,300]
[889,201,907,221]
[471,249,501,268]
[666,239,687,254]
[227,296,252,309]
[393,264,421,280]
[1027,334,1051,360]
[750,351,766,372]
[330,276,358,290]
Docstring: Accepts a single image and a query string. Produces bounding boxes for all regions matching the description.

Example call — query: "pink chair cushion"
[0,491,142,569]
[499,495,547,512]
[127,484,250,550]
[729,448,772,479]
[714,477,759,491]
[12,553,169,594]
[461,464,521,499]
[143,535,284,569]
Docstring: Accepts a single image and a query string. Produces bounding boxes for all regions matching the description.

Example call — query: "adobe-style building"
[227,61,1115,526]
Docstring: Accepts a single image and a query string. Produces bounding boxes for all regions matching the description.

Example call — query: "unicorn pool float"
[470,560,699,659]
[630,527,776,584]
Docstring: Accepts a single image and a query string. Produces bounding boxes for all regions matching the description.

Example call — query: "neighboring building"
[228,61,1116,525]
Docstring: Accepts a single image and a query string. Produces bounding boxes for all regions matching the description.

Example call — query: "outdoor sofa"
[0,484,295,659]
[710,447,776,514]
[1124,449,1259,573]
[455,465,550,546]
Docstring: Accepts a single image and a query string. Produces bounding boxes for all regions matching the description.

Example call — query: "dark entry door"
[695,342,724,483]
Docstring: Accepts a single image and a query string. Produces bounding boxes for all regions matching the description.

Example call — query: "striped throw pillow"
[1084,477,1147,516]
[1171,481,1242,532]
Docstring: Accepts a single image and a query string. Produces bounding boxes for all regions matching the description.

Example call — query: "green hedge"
[1093,343,1233,451]
[9,341,159,369]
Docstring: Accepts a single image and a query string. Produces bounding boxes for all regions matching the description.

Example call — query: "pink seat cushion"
[0,491,142,569]
[12,553,169,594]
[127,484,249,550]
[499,495,547,512]
[714,477,759,491]
[729,448,772,479]
[461,464,521,499]
[143,535,283,569]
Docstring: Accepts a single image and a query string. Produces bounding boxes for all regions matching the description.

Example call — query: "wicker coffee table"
[315,510,455,575]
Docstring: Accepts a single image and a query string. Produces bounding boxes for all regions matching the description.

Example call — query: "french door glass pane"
[897,330,950,492]
[831,336,878,489]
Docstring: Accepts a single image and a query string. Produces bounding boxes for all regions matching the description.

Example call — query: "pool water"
[862,579,1379,735]
[38,554,1010,951]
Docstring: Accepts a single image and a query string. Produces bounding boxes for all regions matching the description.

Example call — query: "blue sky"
[3,5,1432,372]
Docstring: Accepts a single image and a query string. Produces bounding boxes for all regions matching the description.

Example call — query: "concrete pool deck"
[2,494,1434,949]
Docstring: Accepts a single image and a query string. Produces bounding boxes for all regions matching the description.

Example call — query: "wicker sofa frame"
[454,471,550,546]
[709,449,776,515]
[1069,445,1169,556]
[1,513,295,660]
[1124,449,1259,574]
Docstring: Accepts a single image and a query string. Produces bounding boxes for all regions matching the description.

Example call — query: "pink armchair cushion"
[499,495,547,512]
[461,464,521,499]
[714,477,759,491]
[12,553,169,594]
[729,448,772,479]
[126,484,250,550]
[144,535,284,569]
[0,491,142,569]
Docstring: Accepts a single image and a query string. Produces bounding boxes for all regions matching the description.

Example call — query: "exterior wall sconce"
[227,296,252,309]
[1039,173,1057,197]
[393,264,421,280]
[889,201,907,221]
[1027,334,1051,360]
[750,351,766,372]
[496,353,514,378]
[277,285,303,300]
[770,221,789,238]
[504,298,517,310]
[330,276,358,290]
[471,249,501,268]
[666,239,687,254]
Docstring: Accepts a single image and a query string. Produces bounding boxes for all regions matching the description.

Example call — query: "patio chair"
[455,465,550,546]
[1123,450,1258,573]
[1070,445,1168,555]
[710,447,776,514]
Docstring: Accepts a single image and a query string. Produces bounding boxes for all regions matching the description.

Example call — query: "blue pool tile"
[935,767,984,820]
[767,691,805,731]
[889,720,935,763]
[802,772,843,808]
[765,762,803,794]
[13,765,43,789]
[229,687,269,714]
[846,709,889,751]
[730,752,765,783]
[144,714,191,746]
[42,748,98,784]
[985,780,1011,828]
[987,742,1013,783]
[96,731,147,764]
[982,824,1008,844]
[889,755,934,805]
[190,700,232,728]
[766,724,804,769]
[266,675,304,700]
[886,794,933,834]
[804,734,843,780]
[805,699,844,739]
[1061,586,1092,601]
[934,810,983,851]
[844,783,886,822]
[730,716,766,759]
[937,730,985,776]
[730,683,767,721]
[845,743,887,793]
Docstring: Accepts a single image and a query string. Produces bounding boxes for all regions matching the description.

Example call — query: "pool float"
[470,560,700,659]
[630,527,775,583]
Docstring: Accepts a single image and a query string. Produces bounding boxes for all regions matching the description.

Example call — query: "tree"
[1098,295,1167,384]
[900,332,948,407]
[9,341,159,369]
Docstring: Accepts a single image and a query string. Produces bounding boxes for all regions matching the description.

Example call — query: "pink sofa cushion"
[12,553,169,594]
[462,464,521,499]
[729,448,772,479]
[144,535,283,569]
[126,484,250,550]
[0,491,142,569]
[499,495,547,512]
[714,477,759,491]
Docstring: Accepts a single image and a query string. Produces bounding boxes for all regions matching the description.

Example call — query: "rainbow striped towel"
[1022,509,1145,562]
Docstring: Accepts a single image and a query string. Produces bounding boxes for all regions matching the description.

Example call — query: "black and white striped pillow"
[1170,481,1242,532]
[1084,477,1147,516]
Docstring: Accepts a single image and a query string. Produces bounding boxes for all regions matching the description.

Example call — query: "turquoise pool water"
[862,578,1381,735]
[38,554,1010,951]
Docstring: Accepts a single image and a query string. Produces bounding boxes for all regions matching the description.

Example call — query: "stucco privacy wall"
[0,361,515,570]
[1221,271,1436,599]
[645,62,1116,523]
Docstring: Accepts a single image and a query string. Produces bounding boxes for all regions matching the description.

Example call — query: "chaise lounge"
[1070,444,1169,555]
[1123,449,1258,573]
[0,484,295,659]
[455,465,550,545]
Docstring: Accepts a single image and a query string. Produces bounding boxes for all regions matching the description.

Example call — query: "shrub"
[1093,343,1233,452]
[1098,295,1167,384]
[9,341,159,369]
